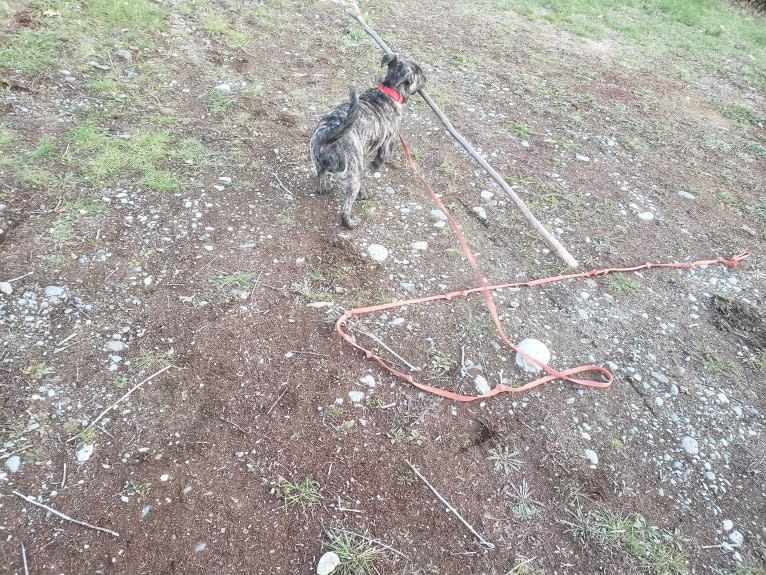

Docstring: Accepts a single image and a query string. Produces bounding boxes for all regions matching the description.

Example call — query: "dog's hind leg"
[315,169,331,195]
[339,174,363,228]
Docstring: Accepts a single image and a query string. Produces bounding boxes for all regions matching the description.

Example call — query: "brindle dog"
[310,53,426,228]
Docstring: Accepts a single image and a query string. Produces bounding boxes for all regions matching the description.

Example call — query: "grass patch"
[121,479,152,498]
[323,527,382,575]
[271,477,322,510]
[202,13,248,46]
[563,507,689,574]
[508,478,543,520]
[609,273,640,293]
[428,347,457,380]
[0,125,13,148]
[0,30,63,73]
[487,445,524,475]
[66,124,201,191]
[210,271,260,290]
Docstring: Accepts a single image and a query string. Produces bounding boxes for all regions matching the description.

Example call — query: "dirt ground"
[1,0,765,573]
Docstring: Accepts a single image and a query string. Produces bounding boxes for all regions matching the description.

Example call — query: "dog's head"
[380,53,426,102]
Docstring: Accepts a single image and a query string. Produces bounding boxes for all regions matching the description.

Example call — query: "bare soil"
[1,1,764,574]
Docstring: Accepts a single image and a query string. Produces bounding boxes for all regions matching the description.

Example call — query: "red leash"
[334,135,750,402]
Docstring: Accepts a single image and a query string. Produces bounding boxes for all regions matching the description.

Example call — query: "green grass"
[202,13,249,46]
[563,507,689,574]
[323,528,381,575]
[0,125,13,148]
[271,477,322,510]
[610,273,640,293]
[121,479,152,498]
[65,124,201,191]
[210,271,260,290]
[487,445,524,475]
[0,30,63,73]
[481,0,766,88]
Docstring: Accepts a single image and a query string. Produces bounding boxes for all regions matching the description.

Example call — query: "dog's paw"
[341,213,360,228]
[358,189,372,200]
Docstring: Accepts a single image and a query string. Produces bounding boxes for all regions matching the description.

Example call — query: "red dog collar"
[376,82,404,104]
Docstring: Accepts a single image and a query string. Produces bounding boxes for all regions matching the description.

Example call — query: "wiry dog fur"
[310,53,426,228]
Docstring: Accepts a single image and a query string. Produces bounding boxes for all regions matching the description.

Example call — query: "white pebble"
[195,542,207,553]
[160,474,169,482]
[722,519,733,531]
[473,374,491,395]
[316,552,341,575]
[359,375,376,388]
[0,281,12,295]
[348,390,365,403]
[5,455,21,473]
[729,530,744,546]
[515,339,551,373]
[638,211,655,221]
[681,436,699,455]
[411,241,428,251]
[583,449,599,465]
[77,444,94,463]
[367,244,389,262]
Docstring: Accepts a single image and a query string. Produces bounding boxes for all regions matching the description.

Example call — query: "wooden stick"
[13,491,120,537]
[346,5,579,269]
[405,459,494,550]
[67,364,174,443]
[21,542,29,575]
[352,323,421,372]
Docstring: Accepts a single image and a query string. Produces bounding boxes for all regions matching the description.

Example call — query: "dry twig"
[405,459,494,550]
[13,491,120,537]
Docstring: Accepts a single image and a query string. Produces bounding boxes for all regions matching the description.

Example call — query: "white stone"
[681,436,699,455]
[214,83,231,92]
[638,211,655,221]
[515,339,551,373]
[0,281,12,295]
[480,190,494,200]
[473,375,491,395]
[722,519,734,532]
[367,244,389,262]
[430,209,447,221]
[316,551,341,575]
[195,542,207,553]
[411,241,428,251]
[583,449,599,465]
[5,455,21,473]
[160,474,169,482]
[77,444,94,463]
[359,375,376,388]
[729,530,744,546]
[472,206,487,220]
[107,340,126,352]
[348,390,365,403]
[677,191,696,200]
[575,154,590,162]
[45,285,66,298]
[716,392,729,405]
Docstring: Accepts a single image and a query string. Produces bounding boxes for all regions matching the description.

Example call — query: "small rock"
[677,191,696,200]
[411,241,428,251]
[87,61,110,71]
[565,397,576,405]
[214,83,231,92]
[638,211,655,221]
[359,375,376,388]
[515,339,551,373]
[480,190,494,200]
[430,209,447,221]
[729,530,744,546]
[575,154,590,162]
[107,340,126,352]
[716,392,729,405]
[0,281,12,295]
[650,371,669,385]
[472,206,487,220]
[5,455,21,473]
[77,444,94,463]
[367,244,389,262]
[195,542,207,553]
[317,551,341,575]
[348,390,365,403]
[681,436,699,455]
[45,285,66,298]
[722,519,734,532]
[473,374,491,395]
[583,449,599,465]
[115,49,133,60]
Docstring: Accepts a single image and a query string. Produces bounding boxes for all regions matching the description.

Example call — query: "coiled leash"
[334,135,750,402]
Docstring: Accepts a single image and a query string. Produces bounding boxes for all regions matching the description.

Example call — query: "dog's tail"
[324,89,360,146]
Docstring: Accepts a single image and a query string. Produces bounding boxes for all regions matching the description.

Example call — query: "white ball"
[515,338,551,373]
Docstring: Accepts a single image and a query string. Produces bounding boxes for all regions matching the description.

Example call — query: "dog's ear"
[380,53,398,68]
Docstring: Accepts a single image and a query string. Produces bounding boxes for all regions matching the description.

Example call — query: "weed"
[133,348,174,373]
[428,347,456,377]
[291,273,332,301]
[487,445,524,475]
[506,123,536,139]
[508,479,543,520]
[324,528,381,575]
[0,125,12,148]
[77,427,98,446]
[609,274,640,293]
[718,191,739,207]
[694,346,735,376]
[210,271,260,290]
[23,362,51,380]
[271,477,322,510]
[701,134,733,154]
[122,479,152,498]
[749,351,766,371]
[114,375,128,389]
[33,140,56,159]
[462,315,493,340]
[325,404,345,419]
[241,84,264,100]
[202,13,248,46]
[388,428,406,445]
[209,89,237,113]
[0,30,63,73]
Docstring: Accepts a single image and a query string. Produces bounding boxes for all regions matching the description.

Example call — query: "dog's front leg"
[340,177,362,228]
[371,138,393,171]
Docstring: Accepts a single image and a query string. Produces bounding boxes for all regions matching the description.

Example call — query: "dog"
[310,53,426,228]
